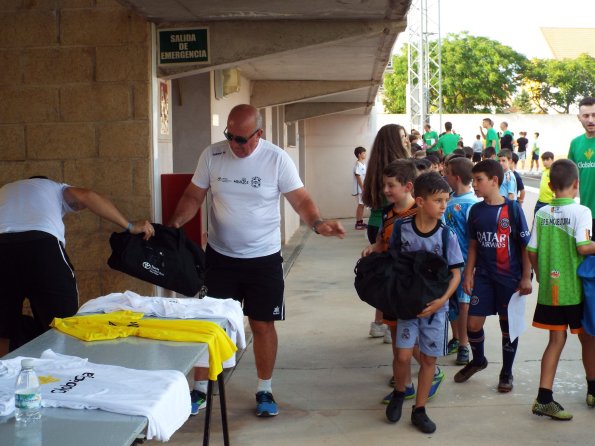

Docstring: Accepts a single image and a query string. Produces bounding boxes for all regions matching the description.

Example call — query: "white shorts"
[396,312,448,357]
[355,193,364,205]
[518,151,526,160]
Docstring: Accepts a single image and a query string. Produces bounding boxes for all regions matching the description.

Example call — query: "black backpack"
[108,223,206,297]
[354,219,453,320]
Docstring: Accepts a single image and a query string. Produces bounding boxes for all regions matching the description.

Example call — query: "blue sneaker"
[255,391,278,417]
[382,384,415,404]
[190,390,206,416]
[428,367,445,400]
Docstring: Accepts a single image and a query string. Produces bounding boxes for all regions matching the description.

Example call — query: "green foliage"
[511,89,534,113]
[382,47,408,114]
[525,54,595,114]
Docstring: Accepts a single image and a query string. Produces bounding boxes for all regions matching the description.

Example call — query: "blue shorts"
[396,312,448,357]
[469,273,517,317]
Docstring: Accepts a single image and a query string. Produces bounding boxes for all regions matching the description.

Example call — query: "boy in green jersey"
[480,118,500,153]
[529,132,540,172]
[568,96,595,239]
[528,159,595,420]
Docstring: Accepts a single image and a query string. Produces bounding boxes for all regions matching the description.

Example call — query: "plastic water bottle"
[14,359,41,423]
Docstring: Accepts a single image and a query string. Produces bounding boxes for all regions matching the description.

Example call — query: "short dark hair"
[534,132,540,137]
[463,146,474,159]
[498,149,513,160]
[446,157,474,185]
[382,159,418,185]
[413,171,450,199]
[445,121,453,131]
[483,146,496,159]
[425,154,439,165]
[28,176,49,180]
[541,151,554,161]
[472,159,504,186]
[482,118,493,126]
[354,146,366,157]
[579,96,595,108]
[549,159,578,191]
[511,152,519,164]
[452,148,465,156]
[414,158,432,172]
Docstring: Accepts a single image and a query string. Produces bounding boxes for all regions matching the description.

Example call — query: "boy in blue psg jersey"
[443,157,479,365]
[456,160,532,392]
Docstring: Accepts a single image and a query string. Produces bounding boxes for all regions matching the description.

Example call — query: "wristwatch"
[312,219,324,234]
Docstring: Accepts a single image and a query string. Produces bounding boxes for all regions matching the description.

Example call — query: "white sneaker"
[383,328,392,344]
[369,322,385,338]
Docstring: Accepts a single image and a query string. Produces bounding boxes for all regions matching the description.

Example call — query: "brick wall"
[0,0,154,303]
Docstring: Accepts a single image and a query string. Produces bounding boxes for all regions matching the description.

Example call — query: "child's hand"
[417,299,442,318]
[463,273,474,296]
[518,277,532,296]
[361,245,374,257]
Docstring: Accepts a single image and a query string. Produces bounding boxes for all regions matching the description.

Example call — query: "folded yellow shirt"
[51,311,236,380]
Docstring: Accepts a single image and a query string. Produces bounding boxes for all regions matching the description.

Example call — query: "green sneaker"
[532,399,573,421]
[446,338,459,355]
[587,393,595,408]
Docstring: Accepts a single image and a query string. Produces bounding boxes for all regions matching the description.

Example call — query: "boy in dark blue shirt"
[456,160,532,392]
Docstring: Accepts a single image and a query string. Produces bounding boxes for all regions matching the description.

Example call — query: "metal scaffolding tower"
[406,0,442,131]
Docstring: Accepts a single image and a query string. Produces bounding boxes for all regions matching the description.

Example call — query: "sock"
[499,318,518,376]
[537,387,553,404]
[193,380,208,394]
[467,329,485,366]
[588,379,595,395]
[413,405,426,414]
[257,378,272,394]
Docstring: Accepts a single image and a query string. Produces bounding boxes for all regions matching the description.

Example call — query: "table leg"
[202,379,214,446]
[218,373,230,446]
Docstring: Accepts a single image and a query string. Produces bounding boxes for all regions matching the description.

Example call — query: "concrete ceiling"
[119,0,411,115]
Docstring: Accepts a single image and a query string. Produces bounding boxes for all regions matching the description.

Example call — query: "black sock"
[499,318,518,375]
[588,379,595,395]
[468,329,485,366]
[537,387,553,404]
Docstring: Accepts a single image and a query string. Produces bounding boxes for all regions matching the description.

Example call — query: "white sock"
[193,380,208,394]
[257,378,272,393]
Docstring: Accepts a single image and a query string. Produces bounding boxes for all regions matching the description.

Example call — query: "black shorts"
[532,152,539,161]
[367,224,379,245]
[205,245,285,321]
[533,303,584,334]
[472,152,482,163]
[0,232,79,350]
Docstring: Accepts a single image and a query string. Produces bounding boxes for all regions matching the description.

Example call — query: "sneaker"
[454,358,488,383]
[383,328,392,344]
[355,222,367,230]
[587,393,595,408]
[532,399,573,420]
[255,391,278,417]
[369,322,386,338]
[428,367,445,400]
[382,384,415,404]
[497,373,514,393]
[190,390,207,416]
[385,391,405,423]
[446,338,459,355]
[456,345,470,365]
[411,406,436,433]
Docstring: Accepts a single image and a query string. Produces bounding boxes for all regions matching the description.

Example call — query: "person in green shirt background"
[568,96,595,239]
[530,132,541,172]
[480,118,500,153]
[436,121,460,157]
[423,123,439,153]
[534,151,554,215]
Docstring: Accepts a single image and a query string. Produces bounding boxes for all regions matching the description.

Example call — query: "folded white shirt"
[0,350,189,441]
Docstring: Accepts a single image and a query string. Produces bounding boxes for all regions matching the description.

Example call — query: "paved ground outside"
[151,187,593,446]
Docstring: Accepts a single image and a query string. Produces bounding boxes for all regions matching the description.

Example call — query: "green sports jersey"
[486,128,500,152]
[423,131,439,151]
[527,198,593,306]
[532,140,540,156]
[568,134,595,214]
[436,133,460,156]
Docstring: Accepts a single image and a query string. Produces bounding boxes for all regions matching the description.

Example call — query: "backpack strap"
[508,199,519,244]
[440,222,449,259]
[391,218,404,253]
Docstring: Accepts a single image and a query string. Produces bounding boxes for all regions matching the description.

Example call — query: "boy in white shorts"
[353,146,367,229]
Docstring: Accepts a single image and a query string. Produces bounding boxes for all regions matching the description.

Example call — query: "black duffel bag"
[107,223,206,297]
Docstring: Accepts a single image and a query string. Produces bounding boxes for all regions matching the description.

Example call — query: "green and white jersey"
[527,198,593,306]
[568,134,595,214]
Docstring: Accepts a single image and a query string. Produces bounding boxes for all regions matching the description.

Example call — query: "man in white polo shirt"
[0,177,154,355]
[170,104,345,418]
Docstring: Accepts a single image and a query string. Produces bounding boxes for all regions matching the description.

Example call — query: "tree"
[511,89,534,113]
[382,32,528,114]
[382,47,408,114]
[525,54,595,113]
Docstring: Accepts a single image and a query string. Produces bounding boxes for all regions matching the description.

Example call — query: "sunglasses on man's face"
[223,128,259,145]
